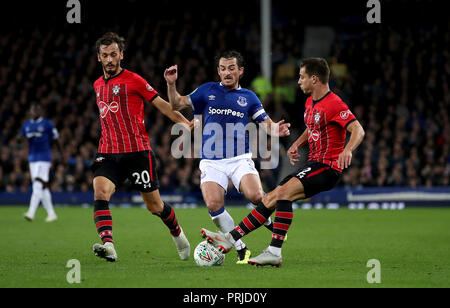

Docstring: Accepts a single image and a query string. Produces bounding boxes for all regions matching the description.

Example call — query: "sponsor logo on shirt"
[208,107,245,118]
[340,110,351,120]
[310,129,320,142]
[99,101,119,118]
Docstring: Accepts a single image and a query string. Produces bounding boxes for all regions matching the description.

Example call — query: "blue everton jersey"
[20,118,59,162]
[188,82,269,160]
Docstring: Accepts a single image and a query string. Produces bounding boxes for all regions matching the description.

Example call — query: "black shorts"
[91,150,159,193]
[279,161,341,198]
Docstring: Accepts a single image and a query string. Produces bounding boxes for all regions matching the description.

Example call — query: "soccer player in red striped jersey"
[201,58,365,267]
[91,32,193,262]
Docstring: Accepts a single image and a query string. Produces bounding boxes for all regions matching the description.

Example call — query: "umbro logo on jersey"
[95,157,105,162]
[99,101,119,118]
[208,95,216,101]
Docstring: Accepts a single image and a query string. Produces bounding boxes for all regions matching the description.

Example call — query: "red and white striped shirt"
[93,69,158,153]
[304,91,356,172]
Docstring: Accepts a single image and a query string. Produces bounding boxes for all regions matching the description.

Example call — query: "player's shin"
[230,201,274,242]
[158,202,181,237]
[93,200,114,244]
[268,200,293,256]
[210,207,247,251]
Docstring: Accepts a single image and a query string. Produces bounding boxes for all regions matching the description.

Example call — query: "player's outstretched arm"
[152,96,194,130]
[337,120,365,169]
[260,118,291,137]
[287,129,309,165]
[164,65,191,111]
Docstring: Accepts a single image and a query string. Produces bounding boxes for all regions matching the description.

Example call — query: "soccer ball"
[193,240,225,267]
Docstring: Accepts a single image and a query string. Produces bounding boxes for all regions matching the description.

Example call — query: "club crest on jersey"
[314,113,321,124]
[237,96,248,107]
[112,85,121,96]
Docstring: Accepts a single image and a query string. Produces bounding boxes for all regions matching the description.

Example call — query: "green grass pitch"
[0,206,449,288]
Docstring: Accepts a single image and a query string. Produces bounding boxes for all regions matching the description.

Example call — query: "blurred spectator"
[0,2,448,194]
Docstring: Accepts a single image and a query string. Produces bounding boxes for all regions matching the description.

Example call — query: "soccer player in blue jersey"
[20,104,60,222]
[164,50,290,264]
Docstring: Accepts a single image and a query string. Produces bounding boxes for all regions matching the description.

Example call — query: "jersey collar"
[312,91,332,106]
[31,117,44,123]
[219,82,242,91]
[103,68,125,84]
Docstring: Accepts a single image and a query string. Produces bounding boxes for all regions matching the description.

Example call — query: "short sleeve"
[188,83,210,114]
[135,75,159,103]
[248,92,269,123]
[329,101,356,128]
[48,121,59,139]
[19,123,26,137]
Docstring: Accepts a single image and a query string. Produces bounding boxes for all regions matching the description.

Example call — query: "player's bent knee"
[146,201,164,215]
[247,191,264,205]
[205,200,223,213]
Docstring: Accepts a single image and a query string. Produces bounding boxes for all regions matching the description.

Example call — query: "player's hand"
[187,118,200,131]
[276,120,291,137]
[164,65,178,85]
[287,144,300,165]
[337,149,352,169]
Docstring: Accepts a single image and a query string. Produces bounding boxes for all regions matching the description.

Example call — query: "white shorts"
[29,162,51,182]
[199,154,259,193]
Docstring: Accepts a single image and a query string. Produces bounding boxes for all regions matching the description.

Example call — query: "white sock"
[27,181,43,218]
[42,188,56,216]
[210,207,245,250]
[268,245,282,257]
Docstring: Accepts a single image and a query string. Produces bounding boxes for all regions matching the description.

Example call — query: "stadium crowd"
[0,2,448,194]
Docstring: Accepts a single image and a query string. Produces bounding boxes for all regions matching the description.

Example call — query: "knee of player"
[205,200,223,213]
[247,190,264,205]
[275,186,292,201]
[146,200,164,215]
[94,188,113,201]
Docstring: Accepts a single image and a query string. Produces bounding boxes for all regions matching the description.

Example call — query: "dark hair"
[300,58,330,84]
[96,32,126,53]
[215,50,245,68]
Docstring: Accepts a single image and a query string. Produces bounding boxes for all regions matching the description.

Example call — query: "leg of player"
[92,176,117,262]
[142,190,190,261]
[248,178,305,267]
[24,179,42,221]
[40,180,57,222]
[201,182,249,263]
[24,163,41,221]
[239,174,275,232]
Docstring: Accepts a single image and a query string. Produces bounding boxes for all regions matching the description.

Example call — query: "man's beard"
[104,63,118,76]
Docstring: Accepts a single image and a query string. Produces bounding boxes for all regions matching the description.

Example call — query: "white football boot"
[93,242,117,262]
[45,213,58,222]
[247,248,282,267]
[172,227,190,260]
[200,228,234,253]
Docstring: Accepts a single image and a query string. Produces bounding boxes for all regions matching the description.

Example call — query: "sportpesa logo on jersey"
[208,107,245,118]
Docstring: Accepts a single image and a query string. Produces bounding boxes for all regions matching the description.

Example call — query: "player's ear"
[120,51,124,61]
[97,53,101,62]
[239,66,244,78]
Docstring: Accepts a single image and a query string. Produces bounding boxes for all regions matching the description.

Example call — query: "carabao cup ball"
[193,240,225,267]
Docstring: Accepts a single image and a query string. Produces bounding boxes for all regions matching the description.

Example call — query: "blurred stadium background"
[0,0,449,208]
